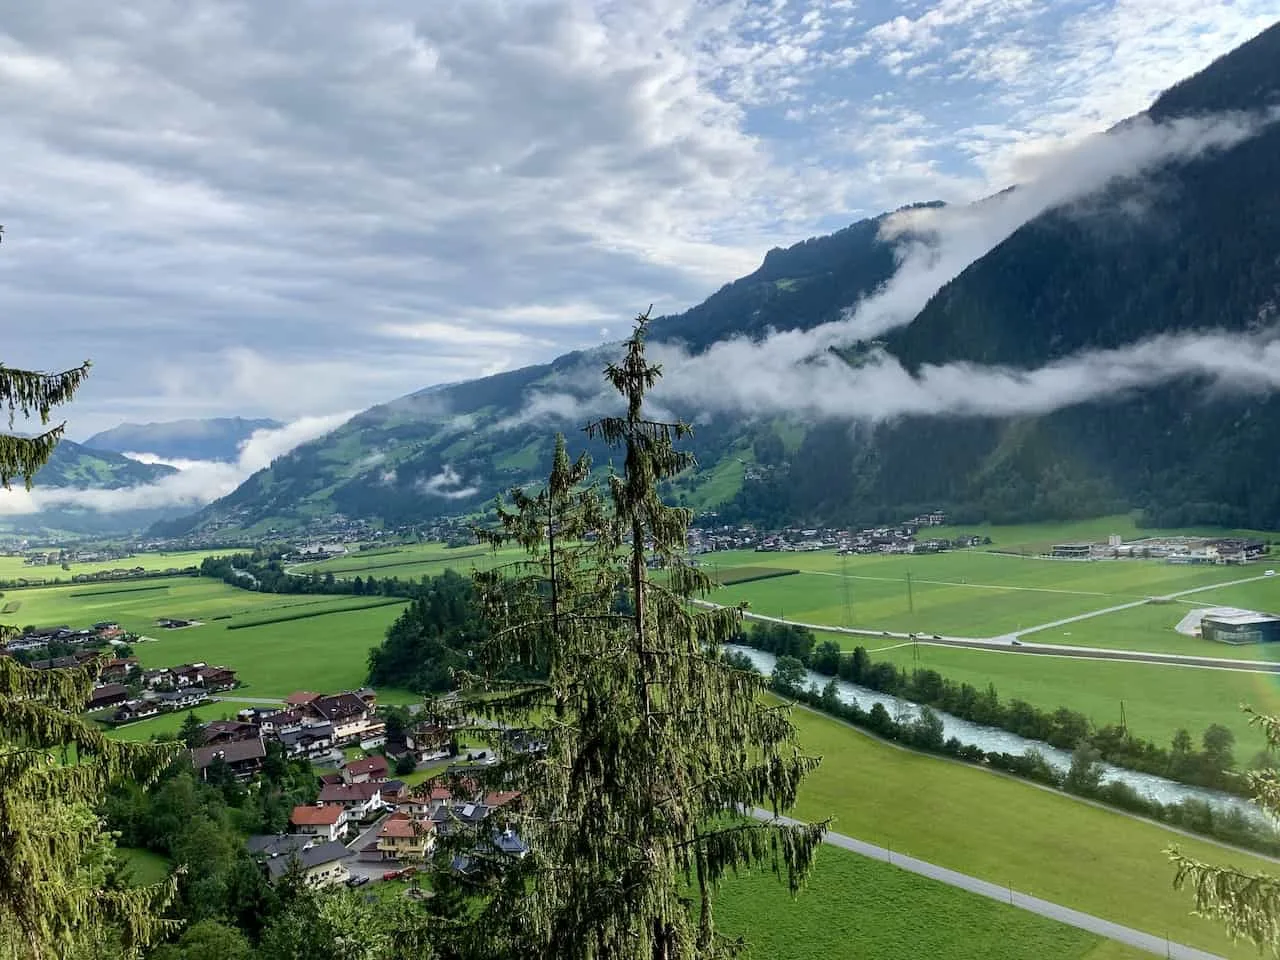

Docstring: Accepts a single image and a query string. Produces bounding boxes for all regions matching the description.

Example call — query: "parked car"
[347,875,370,887]
[381,870,401,881]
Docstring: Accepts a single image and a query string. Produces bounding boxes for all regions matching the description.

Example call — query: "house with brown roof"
[191,738,267,781]
[87,683,129,711]
[290,803,349,842]
[199,720,260,747]
[317,782,384,819]
[285,691,322,708]
[376,812,435,861]
[341,754,389,785]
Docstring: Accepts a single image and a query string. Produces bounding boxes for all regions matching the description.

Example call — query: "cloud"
[0,413,353,516]
[2,2,1272,434]
[509,108,1280,429]
[417,466,479,500]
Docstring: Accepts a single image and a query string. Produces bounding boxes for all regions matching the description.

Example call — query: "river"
[727,644,1268,825]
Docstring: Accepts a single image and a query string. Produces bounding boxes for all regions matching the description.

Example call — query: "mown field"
[1,577,414,702]
[709,548,1262,638]
[295,542,526,581]
[716,843,1142,960]
[931,514,1279,557]
[784,701,1276,959]
[0,548,241,583]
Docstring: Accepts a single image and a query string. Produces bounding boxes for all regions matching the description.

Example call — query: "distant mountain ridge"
[34,439,177,489]
[86,417,283,463]
[158,22,1280,537]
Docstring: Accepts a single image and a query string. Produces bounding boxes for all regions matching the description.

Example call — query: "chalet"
[380,779,411,805]
[312,693,383,745]
[113,699,161,723]
[87,683,129,711]
[341,755,389,784]
[278,723,336,760]
[285,691,322,709]
[29,651,97,671]
[98,657,138,682]
[199,720,260,747]
[156,688,209,711]
[376,812,435,861]
[246,834,350,888]
[93,622,123,639]
[317,782,384,819]
[290,803,350,843]
[191,738,267,781]
[259,708,305,736]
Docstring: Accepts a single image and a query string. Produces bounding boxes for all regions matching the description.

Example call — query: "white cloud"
[3,1,1270,435]
[0,413,353,516]
[416,466,479,500]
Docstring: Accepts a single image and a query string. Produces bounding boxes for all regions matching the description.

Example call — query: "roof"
[1203,607,1280,626]
[318,782,382,804]
[89,683,128,700]
[314,692,368,722]
[286,691,321,706]
[291,804,345,826]
[379,813,433,839]
[344,755,389,777]
[279,723,334,747]
[483,791,521,809]
[263,840,350,879]
[191,738,267,769]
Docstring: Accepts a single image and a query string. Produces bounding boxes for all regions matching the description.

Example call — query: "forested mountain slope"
[162,23,1280,536]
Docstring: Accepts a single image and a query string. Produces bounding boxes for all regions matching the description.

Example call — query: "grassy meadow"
[784,701,1276,959]
[116,847,174,886]
[294,542,526,582]
[715,843,1142,960]
[0,549,241,583]
[0,576,414,702]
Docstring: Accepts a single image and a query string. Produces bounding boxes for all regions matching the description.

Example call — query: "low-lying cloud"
[509,108,1280,430]
[0,413,353,516]
[417,466,479,500]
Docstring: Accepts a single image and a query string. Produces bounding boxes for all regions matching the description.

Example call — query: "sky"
[2,0,1276,442]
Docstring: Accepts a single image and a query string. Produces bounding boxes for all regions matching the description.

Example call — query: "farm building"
[1051,544,1094,559]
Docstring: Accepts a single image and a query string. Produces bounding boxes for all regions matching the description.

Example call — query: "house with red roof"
[290,803,350,842]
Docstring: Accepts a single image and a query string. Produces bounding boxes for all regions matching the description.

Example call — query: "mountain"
[162,23,1280,537]
[34,439,178,489]
[85,417,283,462]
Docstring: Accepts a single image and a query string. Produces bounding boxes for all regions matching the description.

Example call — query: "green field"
[785,701,1275,959]
[716,843,1140,960]
[710,548,1267,639]
[296,542,525,582]
[932,514,1279,556]
[116,846,173,886]
[0,549,241,583]
[2,577,413,701]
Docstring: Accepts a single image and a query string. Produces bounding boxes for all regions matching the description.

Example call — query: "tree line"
[741,621,1245,795]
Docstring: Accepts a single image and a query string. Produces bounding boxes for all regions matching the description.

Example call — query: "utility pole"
[906,569,915,615]
[841,552,854,628]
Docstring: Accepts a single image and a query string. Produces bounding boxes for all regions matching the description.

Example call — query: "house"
[113,699,160,723]
[86,683,129,711]
[285,691,322,709]
[380,779,411,805]
[191,738,267,781]
[317,782,384,819]
[259,708,305,736]
[199,720,260,747]
[341,755,389,784]
[247,834,350,888]
[312,693,383,745]
[278,723,336,760]
[98,657,138,682]
[93,621,123,639]
[290,803,349,842]
[376,812,435,861]
[156,688,209,711]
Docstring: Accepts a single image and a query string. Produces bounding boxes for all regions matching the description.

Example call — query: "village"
[183,688,529,890]
[685,511,990,557]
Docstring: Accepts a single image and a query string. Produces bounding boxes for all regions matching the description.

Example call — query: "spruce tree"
[1169,707,1280,950]
[448,312,826,959]
[1,318,180,957]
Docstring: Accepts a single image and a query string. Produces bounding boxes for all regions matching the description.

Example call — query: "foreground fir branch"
[437,311,826,960]
[1169,707,1280,952]
[1,319,178,958]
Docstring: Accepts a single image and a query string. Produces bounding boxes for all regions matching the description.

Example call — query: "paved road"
[213,695,285,705]
[749,809,1223,960]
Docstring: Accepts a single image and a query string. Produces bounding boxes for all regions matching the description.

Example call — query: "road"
[748,809,1223,960]
[343,811,393,882]
[697,571,1280,674]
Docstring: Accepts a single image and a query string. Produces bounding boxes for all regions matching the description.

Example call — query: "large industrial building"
[1199,608,1280,645]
